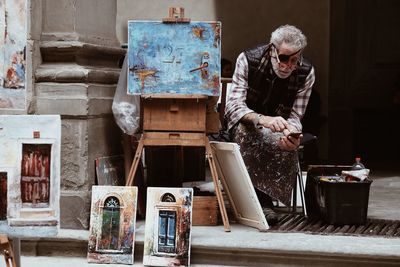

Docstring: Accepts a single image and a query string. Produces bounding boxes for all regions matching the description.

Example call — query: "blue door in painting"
[158,210,176,253]
[100,196,121,250]
[158,192,177,253]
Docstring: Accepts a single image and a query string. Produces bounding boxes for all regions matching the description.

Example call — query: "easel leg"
[11,238,19,267]
[126,136,144,186]
[205,139,231,232]
[0,235,17,267]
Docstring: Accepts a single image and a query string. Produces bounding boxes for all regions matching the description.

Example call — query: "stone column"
[33,0,125,229]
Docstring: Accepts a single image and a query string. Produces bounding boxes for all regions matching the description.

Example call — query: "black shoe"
[263,207,278,226]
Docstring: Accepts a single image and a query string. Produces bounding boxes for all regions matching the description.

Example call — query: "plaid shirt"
[225,52,315,131]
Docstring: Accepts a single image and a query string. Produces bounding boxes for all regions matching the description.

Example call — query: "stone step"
[18,222,400,266]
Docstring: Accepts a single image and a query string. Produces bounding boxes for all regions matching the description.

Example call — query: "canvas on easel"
[128,20,221,95]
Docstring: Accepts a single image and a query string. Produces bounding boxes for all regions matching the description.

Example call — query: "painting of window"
[20,144,51,208]
[87,186,138,265]
[99,196,121,251]
[0,0,27,110]
[0,172,7,220]
[143,187,193,267]
[158,210,176,253]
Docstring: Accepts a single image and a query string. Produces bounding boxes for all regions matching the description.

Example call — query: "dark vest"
[244,44,312,119]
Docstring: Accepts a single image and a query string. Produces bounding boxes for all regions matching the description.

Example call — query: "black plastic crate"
[315,178,372,225]
[305,165,372,225]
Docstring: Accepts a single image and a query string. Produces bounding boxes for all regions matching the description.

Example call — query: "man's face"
[271,42,302,79]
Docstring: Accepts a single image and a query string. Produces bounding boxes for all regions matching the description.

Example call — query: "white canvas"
[210,141,269,231]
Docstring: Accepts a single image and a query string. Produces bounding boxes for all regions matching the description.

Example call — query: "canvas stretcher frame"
[210,141,269,231]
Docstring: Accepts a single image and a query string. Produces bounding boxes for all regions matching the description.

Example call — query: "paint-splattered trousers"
[231,123,298,206]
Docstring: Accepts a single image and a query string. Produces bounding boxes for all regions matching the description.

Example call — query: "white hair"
[270,25,307,50]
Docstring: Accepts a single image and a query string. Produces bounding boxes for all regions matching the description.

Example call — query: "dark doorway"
[329,0,400,164]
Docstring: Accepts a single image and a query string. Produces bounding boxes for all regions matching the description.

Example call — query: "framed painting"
[128,21,221,96]
[88,186,138,265]
[0,0,27,110]
[0,115,61,237]
[143,187,193,267]
[210,141,269,231]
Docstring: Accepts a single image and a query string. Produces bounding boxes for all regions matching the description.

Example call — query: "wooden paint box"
[142,95,207,132]
[192,196,218,226]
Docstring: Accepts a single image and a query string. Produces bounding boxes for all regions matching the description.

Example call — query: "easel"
[125,8,229,232]
[0,235,17,267]
[126,95,230,232]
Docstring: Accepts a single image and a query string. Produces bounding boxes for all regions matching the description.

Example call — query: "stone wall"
[37,0,125,229]
[0,0,125,229]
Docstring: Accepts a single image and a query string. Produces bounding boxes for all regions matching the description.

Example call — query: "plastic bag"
[112,56,140,135]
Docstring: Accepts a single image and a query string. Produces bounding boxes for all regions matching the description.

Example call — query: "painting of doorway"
[20,144,51,208]
[88,186,138,264]
[143,187,193,267]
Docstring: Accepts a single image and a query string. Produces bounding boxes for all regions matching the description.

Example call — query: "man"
[225,25,315,225]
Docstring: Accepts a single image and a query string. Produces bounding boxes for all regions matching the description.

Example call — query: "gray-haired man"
[225,25,315,225]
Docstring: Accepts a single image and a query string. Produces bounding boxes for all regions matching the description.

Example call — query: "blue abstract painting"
[128,21,221,96]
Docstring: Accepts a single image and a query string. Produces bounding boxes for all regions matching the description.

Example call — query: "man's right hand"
[258,115,289,132]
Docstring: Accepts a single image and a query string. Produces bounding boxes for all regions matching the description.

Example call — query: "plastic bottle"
[351,157,365,170]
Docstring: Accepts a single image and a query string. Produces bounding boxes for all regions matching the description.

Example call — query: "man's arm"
[287,67,315,132]
[225,53,291,132]
[224,52,257,130]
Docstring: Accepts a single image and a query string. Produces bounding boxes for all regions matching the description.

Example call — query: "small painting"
[0,172,7,220]
[143,187,193,267]
[88,186,138,265]
[0,0,27,110]
[95,155,125,186]
[128,21,221,96]
[0,115,61,238]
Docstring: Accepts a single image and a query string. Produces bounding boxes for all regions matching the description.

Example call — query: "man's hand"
[278,128,302,151]
[258,115,289,132]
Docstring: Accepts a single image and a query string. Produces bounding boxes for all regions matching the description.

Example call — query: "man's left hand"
[278,128,302,151]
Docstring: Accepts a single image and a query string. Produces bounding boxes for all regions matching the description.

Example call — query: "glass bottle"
[351,157,365,170]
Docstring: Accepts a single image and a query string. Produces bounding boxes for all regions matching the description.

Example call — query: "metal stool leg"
[297,162,307,216]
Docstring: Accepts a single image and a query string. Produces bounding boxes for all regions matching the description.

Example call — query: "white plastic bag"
[112,57,140,135]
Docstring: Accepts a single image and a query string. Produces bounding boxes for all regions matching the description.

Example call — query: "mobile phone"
[287,131,302,138]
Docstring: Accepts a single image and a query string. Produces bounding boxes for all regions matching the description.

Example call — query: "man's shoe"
[263,207,278,226]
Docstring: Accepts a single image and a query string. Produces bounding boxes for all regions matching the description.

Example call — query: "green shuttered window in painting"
[100,196,121,251]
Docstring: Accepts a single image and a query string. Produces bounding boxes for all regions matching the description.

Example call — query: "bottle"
[351,157,365,170]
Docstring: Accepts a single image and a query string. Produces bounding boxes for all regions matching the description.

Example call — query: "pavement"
[12,165,400,266]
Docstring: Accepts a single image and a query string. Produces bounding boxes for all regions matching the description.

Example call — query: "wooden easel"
[126,94,230,232]
[125,8,230,232]
[0,235,17,267]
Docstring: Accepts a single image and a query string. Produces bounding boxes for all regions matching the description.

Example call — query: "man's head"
[269,25,307,78]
